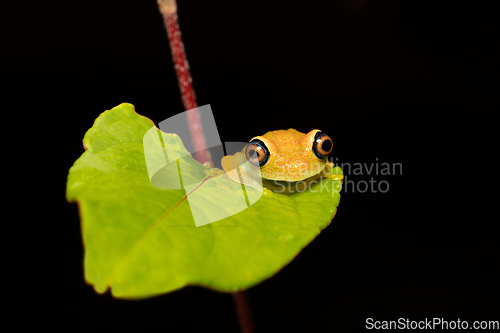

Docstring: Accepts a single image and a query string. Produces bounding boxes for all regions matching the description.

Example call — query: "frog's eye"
[245,139,270,166]
[312,131,333,158]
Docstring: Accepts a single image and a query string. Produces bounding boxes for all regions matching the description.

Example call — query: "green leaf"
[66,103,342,299]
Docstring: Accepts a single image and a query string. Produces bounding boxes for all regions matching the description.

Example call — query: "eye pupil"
[249,149,258,159]
[321,139,332,153]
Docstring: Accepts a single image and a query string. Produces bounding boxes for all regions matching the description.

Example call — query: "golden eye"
[245,139,270,166]
[312,131,333,158]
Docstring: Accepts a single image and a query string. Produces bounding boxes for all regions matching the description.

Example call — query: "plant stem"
[234,291,255,333]
[157,0,212,165]
[157,3,254,331]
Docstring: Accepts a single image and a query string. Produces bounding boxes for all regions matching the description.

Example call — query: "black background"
[6,0,499,331]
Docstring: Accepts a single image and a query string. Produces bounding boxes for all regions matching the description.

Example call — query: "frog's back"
[261,128,305,144]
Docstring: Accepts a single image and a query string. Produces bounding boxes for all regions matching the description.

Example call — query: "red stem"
[157,0,212,165]
[157,3,254,331]
[234,291,255,333]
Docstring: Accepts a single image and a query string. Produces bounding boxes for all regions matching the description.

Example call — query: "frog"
[221,129,343,193]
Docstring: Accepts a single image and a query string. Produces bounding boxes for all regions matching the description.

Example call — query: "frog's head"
[245,129,333,181]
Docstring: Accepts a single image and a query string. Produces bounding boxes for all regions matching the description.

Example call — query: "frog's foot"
[204,165,225,177]
[322,173,344,180]
[321,161,344,180]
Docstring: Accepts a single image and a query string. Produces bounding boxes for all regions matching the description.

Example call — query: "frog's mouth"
[260,174,321,194]
[261,163,343,194]
[261,160,327,182]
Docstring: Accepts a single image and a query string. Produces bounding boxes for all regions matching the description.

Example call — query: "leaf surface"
[66,103,342,298]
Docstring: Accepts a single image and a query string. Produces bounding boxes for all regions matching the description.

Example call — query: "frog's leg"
[221,154,263,191]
